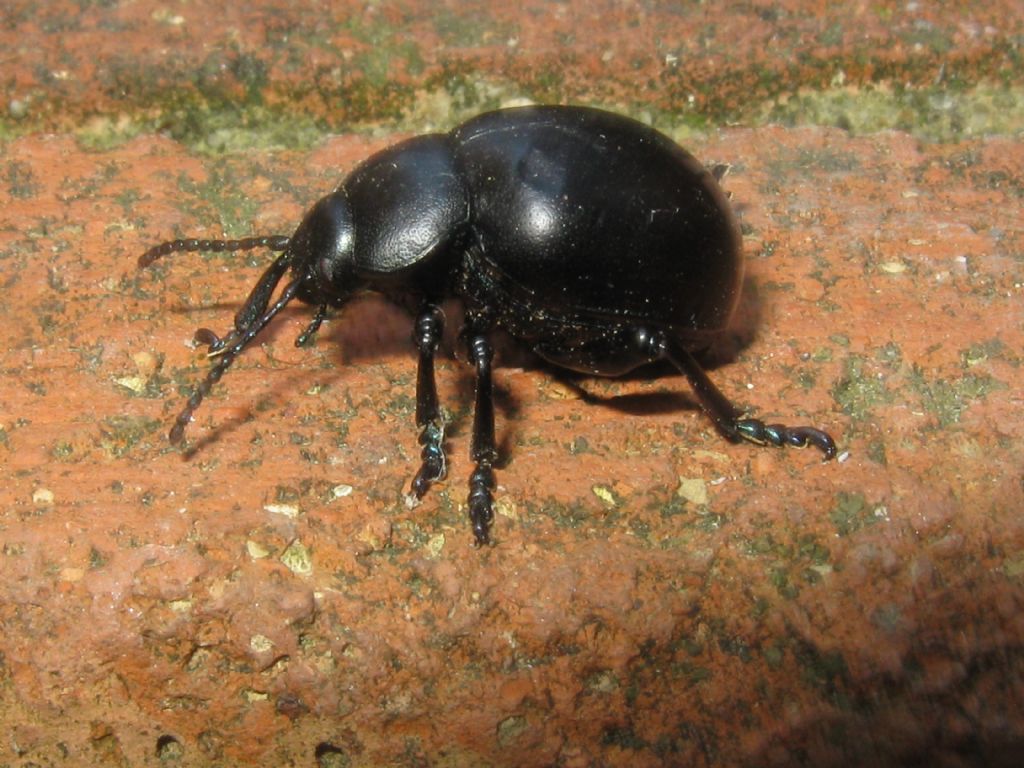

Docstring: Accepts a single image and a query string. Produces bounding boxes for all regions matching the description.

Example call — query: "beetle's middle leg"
[465,322,497,547]
[635,328,837,460]
[411,305,447,498]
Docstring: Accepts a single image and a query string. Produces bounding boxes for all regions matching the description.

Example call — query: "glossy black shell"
[450,107,742,372]
[288,106,743,375]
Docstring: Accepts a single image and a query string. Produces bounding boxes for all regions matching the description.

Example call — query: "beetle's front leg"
[193,248,294,356]
[466,330,497,546]
[637,329,837,460]
[411,305,447,498]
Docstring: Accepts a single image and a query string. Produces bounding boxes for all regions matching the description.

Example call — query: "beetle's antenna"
[164,253,304,444]
[139,235,290,268]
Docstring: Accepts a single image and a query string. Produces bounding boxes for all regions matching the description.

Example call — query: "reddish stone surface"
[1,2,1023,767]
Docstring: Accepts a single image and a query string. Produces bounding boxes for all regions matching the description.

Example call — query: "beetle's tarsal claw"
[468,464,495,546]
[411,472,431,499]
[193,327,220,347]
[411,421,447,498]
[412,432,447,497]
[472,526,491,548]
[790,426,838,460]
[471,512,492,547]
[193,327,231,355]
[735,418,837,460]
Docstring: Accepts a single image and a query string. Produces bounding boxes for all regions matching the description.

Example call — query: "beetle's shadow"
[170,275,760,456]
[317,298,521,464]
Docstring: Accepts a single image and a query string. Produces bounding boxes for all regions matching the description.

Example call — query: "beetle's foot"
[734,418,837,460]
[295,304,328,347]
[411,421,447,498]
[193,327,242,356]
[411,454,445,498]
[193,327,226,353]
[468,463,495,546]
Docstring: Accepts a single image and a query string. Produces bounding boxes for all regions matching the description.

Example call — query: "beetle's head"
[286,190,359,308]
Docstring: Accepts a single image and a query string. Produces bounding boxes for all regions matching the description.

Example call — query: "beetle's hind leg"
[636,329,837,460]
[410,305,448,499]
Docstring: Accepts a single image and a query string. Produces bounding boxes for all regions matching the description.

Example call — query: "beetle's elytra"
[140,105,836,546]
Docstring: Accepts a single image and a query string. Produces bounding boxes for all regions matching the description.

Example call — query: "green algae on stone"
[907,364,1003,427]
[756,83,1024,143]
[495,714,528,747]
[98,414,162,458]
[831,354,891,422]
[170,160,266,238]
[961,338,1016,369]
[5,159,42,199]
[280,539,313,576]
[829,491,878,537]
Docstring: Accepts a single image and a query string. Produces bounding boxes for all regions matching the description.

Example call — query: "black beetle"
[140,105,836,546]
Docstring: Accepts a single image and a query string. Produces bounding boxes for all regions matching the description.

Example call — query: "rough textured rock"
[1,1,1022,766]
